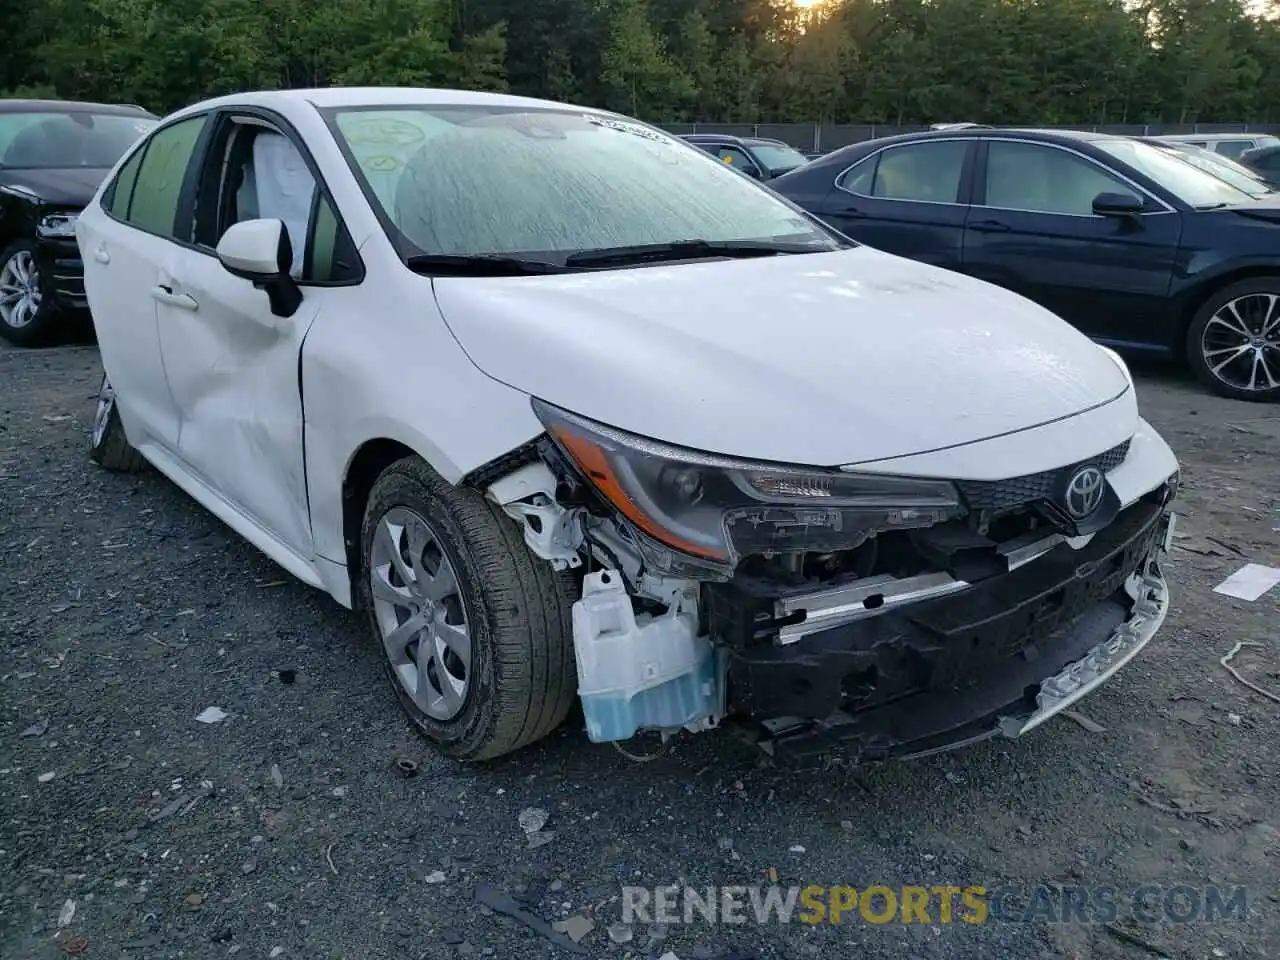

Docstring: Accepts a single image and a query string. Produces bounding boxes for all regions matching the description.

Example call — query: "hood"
[432,246,1132,466]
[1220,197,1280,224]
[0,167,107,206]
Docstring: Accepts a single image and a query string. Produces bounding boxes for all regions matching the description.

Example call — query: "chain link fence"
[656,121,1280,153]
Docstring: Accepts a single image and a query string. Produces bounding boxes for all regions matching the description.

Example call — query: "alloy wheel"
[0,250,42,329]
[92,377,115,448]
[369,506,471,721]
[1200,293,1280,394]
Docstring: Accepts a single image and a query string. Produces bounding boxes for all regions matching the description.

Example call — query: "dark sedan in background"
[681,133,812,181]
[771,128,1280,402]
[0,99,157,346]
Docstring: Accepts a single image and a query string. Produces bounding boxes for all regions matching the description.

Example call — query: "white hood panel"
[433,246,1133,467]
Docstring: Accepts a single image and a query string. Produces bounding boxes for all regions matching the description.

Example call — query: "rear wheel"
[89,375,147,472]
[1186,278,1280,402]
[358,456,578,761]
[0,240,59,347]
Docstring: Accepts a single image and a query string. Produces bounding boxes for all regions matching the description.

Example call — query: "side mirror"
[216,219,303,318]
[1092,191,1144,217]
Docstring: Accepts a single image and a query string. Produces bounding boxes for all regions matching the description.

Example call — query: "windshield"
[0,111,157,169]
[325,106,838,263]
[1096,138,1254,207]
[751,143,809,172]
[1168,146,1271,197]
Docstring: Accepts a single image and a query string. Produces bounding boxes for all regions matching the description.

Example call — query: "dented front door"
[154,243,319,558]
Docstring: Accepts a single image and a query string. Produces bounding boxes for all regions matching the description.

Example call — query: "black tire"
[0,239,60,347]
[358,456,578,761]
[1185,277,1280,402]
[88,375,148,473]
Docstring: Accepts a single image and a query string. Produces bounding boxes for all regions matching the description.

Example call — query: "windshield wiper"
[564,239,829,269]
[405,253,568,276]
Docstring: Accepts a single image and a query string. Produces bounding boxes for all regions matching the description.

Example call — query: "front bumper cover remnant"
[727,500,1174,763]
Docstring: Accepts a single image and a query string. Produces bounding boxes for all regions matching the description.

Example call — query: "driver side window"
[195,116,362,284]
[983,141,1138,216]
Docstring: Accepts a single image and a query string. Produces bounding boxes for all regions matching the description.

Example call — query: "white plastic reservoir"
[571,570,721,742]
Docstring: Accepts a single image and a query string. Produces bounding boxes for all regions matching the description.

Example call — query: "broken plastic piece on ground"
[1213,563,1280,602]
[195,706,227,724]
[517,807,549,834]
[571,569,722,742]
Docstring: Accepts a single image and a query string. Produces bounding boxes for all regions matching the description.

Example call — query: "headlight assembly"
[37,212,79,239]
[532,399,964,568]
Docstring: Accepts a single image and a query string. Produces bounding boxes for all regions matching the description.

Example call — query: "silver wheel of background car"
[91,377,116,448]
[1200,293,1280,394]
[0,249,42,330]
[369,505,471,721]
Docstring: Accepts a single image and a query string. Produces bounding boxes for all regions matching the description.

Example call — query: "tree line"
[1,0,1278,125]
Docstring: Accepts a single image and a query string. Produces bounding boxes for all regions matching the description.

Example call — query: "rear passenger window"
[127,114,207,238]
[105,146,144,219]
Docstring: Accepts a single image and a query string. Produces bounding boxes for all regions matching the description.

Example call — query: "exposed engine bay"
[483,417,1177,761]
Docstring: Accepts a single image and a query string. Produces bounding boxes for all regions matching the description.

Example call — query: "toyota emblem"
[1064,466,1105,519]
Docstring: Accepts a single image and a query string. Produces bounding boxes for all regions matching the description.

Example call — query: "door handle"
[969,219,1011,233]
[150,285,199,311]
[93,247,110,264]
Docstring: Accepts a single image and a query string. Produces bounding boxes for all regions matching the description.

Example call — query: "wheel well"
[341,438,416,599]
[1176,267,1280,359]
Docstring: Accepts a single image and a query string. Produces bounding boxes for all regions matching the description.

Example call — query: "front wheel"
[89,375,148,472]
[358,457,578,761]
[1186,278,1280,402]
[0,240,58,347]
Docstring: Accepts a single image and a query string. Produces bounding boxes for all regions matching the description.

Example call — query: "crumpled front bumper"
[727,500,1175,763]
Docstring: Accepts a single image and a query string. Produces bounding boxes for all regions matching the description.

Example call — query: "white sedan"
[79,87,1180,762]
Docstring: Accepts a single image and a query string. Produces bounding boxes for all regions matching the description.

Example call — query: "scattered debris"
[20,719,48,738]
[42,414,73,423]
[1220,641,1280,705]
[518,807,550,834]
[473,883,589,955]
[269,764,283,788]
[61,936,90,956]
[184,893,205,907]
[552,915,595,943]
[944,770,966,784]
[423,870,447,884]
[57,899,76,927]
[1228,713,1243,726]
[37,771,55,783]
[1105,922,1168,956]
[148,792,199,825]
[527,831,556,850]
[1063,710,1107,733]
[840,820,854,831]
[608,922,634,944]
[269,948,284,959]
[331,786,347,798]
[394,757,419,779]
[325,842,339,876]
[1213,563,1280,602]
[788,844,806,854]
[195,706,227,724]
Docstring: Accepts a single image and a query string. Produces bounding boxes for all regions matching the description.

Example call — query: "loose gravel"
[2,344,1278,960]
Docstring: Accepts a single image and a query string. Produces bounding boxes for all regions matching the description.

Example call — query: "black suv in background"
[681,134,812,181]
[0,99,158,346]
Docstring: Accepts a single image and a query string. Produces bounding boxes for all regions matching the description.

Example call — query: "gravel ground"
[1,342,1278,960]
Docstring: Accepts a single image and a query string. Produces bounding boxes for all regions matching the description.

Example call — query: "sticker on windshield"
[583,114,668,143]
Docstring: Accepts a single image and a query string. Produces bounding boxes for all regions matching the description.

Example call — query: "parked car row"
[3,87,1184,765]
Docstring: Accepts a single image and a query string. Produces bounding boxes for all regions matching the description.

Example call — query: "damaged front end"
[483,399,1178,762]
